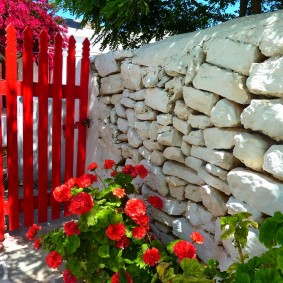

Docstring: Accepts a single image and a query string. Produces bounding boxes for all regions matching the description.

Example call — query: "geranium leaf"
[233,273,251,283]
[276,227,283,246]
[64,235,80,254]
[98,245,110,258]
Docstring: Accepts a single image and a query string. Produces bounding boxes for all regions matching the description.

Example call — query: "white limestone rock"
[204,37,263,76]
[226,196,264,223]
[127,128,143,148]
[166,176,188,187]
[165,77,183,102]
[117,118,129,133]
[173,116,191,135]
[113,50,134,60]
[186,202,216,234]
[121,62,142,90]
[203,128,239,149]
[101,74,124,95]
[158,125,173,134]
[163,198,187,215]
[149,121,158,140]
[183,86,219,116]
[134,101,157,121]
[169,184,185,200]
[132,149,143,164]
[181,141,191,156]
[100,96,111,105]
[147,206,175,227]
[126,109,137,127]
[163,147,186,164]
[210,99,243,128]
[143,140,164,152]
[141,160,169,196]
[193,63,252,104]
[121,144,133,159]
[233,132,272,171]
[227,168,283,216]
[263,145,283,181]
[157,74,171,88]
[157,114,173,126]
[95,52,120,77]
[191,145,240,170]
[185,156,205,172]
[134,121,151,140]
[120,97,135,108]
[241,99,283,141]
[144,88,173,113]
[141,66,162,88]
[188,114,213,129]
[183,130,205,146]
[129,89,146,101]
[185,184,202,202]
[110,94,122,105]
[163,161,205,185]
[139,146,151,161]
[165,53,189,76]
[174,100,191,120]
[200,185,228,217]
[157,129,183,147]
[117,134,128,142]
[115,102,127,118]
[110,109,118,125]
[151,150,166,166]
[247,56,283,98]
[154,221,172,234]
[198,168,231,195]
[205,163,228,181]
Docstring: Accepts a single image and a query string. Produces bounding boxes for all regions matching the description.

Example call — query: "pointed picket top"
[5,23,16,46]
[54,33,63,50]
[82,38,90,58]
[5,23,16,37]
[23,26,33,50]
[68,35,76,57]
[39,29,49,50]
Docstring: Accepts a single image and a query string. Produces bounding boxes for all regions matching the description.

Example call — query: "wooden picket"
[0,24,90,240]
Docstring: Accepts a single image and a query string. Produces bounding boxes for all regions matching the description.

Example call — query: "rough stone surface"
[127,128,143,148]
[184,184,202,202]
[233,132,272,171]
[126,109,137,127]
[173,116,191,135]
[163,161,205,185]
[165,53,189,76]
[111,94,122,105]
[120,97,135,108]
[185,156,205,172]
[241,99,283,141]
[166,176,188,187]
[117,118,129,133]
[183,86,219,116]
[163,147,186,163]
[210,99,243,128]
[183,130,205,146]
[191,145,240,170]
[143,140,164,151]
[134,101,157,121]
[129,89,146,101]
[227,168,283,216]
[158,125,172,134]
[95,52,120,77]
[121,144,133,159]
[205,163,228,181]
[115,102,127,118]
[204,37,263,75]
[157,129,183,147]
[181,141,191,156]
[174,100,191,120]
[101,74,124,95]
[169,184,185,200]
[141,66,162,88]
[157,114,173,126]
[188,114,213,129]
[134,121,151,140]
[149,121,158,140]
[139,146,151,161]
[163,198,187,215]
[247,56,283,98]
[151,150,166,166]
[200,185,228,217]
[193,63,252,104]
[263,145,283,181]
[147,206,175,227]
[113,50,134,60]
[165,77,183,101]
[121,62,142,90]
[154,221,172,234]
[144,88,173,113]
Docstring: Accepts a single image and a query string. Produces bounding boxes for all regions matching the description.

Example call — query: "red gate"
[0,24,90,240]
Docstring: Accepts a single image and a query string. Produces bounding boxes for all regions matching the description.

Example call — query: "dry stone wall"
[87,10,283,270]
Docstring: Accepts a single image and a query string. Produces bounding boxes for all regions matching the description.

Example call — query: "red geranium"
[190,232,204,244]
[112,188,126,198]
[132,214,150,230]
[125,198,146,220]
[122,165,137,178]
[69,192,94,215]
[46,251,63,269]
[63,269,77,283]
[34,238,41,250]
[26,224,42,240]
[115,235,130,249]
[87,162,98,171]
[135,164,148,179]
[132,226,147,239]
[173,240,196,260]
[65,178,79,189]
[111,271,133,283]
[77,174,97,188]
[111,171,118,177]
[64,221,81,236]
[104,159,115,169]
[148,195,163,209]
[106,223,126,241]
[142,247,161,266]
[53,184,72,203]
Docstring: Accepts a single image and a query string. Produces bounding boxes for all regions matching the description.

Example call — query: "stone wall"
[86,10,283,270]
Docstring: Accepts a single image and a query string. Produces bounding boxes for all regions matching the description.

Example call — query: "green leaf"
[233,273,251,283]
[109,212,123,224]
[259,218,279,248]
[276,227,283,246]
[278,248,283,273]
[180,258,204,276]
[118,268,128,283]
[64,234,80,254]
[98,245,110,258]
[71,187,83,196]
[253,268,283,283]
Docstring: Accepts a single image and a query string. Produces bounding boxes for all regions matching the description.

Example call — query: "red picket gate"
[0,24,90,241]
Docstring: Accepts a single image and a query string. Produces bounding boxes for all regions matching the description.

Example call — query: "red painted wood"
[51,34,63,219]
[22,27,34,226]
[37,30,49,223]
[5,24,19,231]
[76,39,90,177]
[0,96,4,241]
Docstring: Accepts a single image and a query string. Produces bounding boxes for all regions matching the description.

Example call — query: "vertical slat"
[37,30,49,223]
[22,27,34,226]
[51,34,63,219]
[0,96,4,241]
[76,39,90,177]
[5,24,19,230]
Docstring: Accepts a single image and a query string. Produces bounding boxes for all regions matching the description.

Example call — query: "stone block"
[163,147,186,163]
[205,163,228,181]
[166,176,188,187]
[95,52,120,77]
[127,128,142,148]
[151,150,166,166]
[263,145,283,181]
[144,88,173,113]
[173,116,191,135]
[188,114,213,129]
[101,74,124,95]
[115,102,127,118]
[183,130,205,146]
[169,184,185,200]
[117,118,129,133]
[157,114,173,126]
[129,89,146,101]
[120,97,135,108]
[143,140,164,152]
[121,62,142,90]
[174,100,191,120]
[134,121,151,140]
[184,184,202,202]
[141,66,162,88]
[181,141,191,156]
[157,129,182,147]
[185,156,205,172]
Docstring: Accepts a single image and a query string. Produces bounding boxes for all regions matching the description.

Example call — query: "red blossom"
[173,240,196,260]
[46,251,63,269]
[125,198,146,220]
[104,159,115,169]
[26,224,42,240]
[34,238,41,250]
[132,226,147,239]
[69,192,94,215]
[111,271,133,283]
[112,188,126,198]
[64,221,81,236]
[106,223,126,241]
[65,178,79,189]
[122,165,137,178]
[135,164,148,179]
[115,235,130,250]
[148,195,163,209]
[142,247,161,266]
[77,174,97,188]
[132,214,150,230]
[87,162,98,171]
[190,231,204,245]
[111,171,118,177]
[53,184,72,203]
[63,269,77,283]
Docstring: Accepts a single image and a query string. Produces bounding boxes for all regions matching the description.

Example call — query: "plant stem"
[94,171,107,189]
[235,240,245,263]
